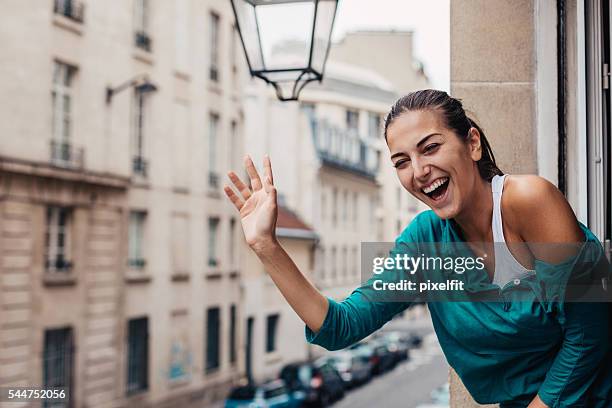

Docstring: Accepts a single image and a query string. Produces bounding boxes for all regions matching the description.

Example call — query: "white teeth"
[422,177,449,194]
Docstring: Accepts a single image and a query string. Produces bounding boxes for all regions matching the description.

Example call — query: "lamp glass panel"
[310,0,337,73]
[233,1,264,70]
[255,2,314,71]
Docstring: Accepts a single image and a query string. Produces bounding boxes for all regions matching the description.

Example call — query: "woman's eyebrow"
[390,133,442,160]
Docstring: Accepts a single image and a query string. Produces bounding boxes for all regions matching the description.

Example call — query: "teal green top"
[306,210,612,408]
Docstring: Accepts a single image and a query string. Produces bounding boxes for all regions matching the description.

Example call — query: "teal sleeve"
[304,223,424,351]
[537,226,612,407]
[537,302,609,408]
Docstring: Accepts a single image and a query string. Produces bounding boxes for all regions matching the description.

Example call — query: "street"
[331,312,450,408]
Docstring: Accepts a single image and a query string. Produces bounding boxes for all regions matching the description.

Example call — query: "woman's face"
[386,109,482,220]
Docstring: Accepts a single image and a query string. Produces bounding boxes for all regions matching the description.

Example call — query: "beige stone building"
[0,0,247,407]
[449,0,611,406]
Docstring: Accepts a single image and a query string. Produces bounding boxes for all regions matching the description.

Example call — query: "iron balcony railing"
[53,0,85,23]
[309,118,380,179]
[132,156,148,177]
[135,31,152,52]
[50,140,84,170]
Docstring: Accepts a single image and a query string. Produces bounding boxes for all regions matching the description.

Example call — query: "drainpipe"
[557,0,567,194]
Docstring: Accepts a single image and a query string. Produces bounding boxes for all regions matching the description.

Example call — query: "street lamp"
[106,74,158,104]
[230,0,339,101]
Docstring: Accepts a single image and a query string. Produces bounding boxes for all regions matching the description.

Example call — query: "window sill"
[44,272,77,287]
[126,270,152,284]
[171,272,190,282]
[174,70,191,82]
[208,82,222,95]
[264,351,282,365]
[228,269,240,279]
[133,48,154,65]
[172,186,190,195]
[52,14,83,35]
[206,189,222,199]
[205,270,223,280]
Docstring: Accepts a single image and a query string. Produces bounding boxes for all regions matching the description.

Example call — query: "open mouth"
[422,177,450,201]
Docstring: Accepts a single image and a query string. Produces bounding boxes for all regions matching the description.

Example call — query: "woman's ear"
[468,128,483,162]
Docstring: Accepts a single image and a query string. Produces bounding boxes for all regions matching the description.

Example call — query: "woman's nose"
[412,157,431,180]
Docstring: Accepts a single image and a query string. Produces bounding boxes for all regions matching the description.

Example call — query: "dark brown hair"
[384,89,503,182]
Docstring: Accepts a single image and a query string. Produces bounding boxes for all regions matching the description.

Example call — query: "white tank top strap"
[490,174,534,287]
[491,174,507,243]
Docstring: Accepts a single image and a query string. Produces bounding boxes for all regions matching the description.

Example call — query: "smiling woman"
[224,89,612,408]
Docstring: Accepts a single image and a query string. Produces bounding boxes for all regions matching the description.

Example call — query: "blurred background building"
[1,0,246,406]
[0,1,432,407]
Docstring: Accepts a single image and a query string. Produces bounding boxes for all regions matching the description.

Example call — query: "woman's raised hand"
[224,155,278,252]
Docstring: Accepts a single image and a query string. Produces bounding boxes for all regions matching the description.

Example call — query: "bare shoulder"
[502,174,583,243]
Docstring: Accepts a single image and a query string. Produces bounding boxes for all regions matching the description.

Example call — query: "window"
[342,246,347,278]
[209,12,220,81]
[127,317,149,394]
[231,24,238,74]
[208,217,220,267]
[229,304,237,364]
[134,0,152,51]
[54,0,84,23]
[332,187,338,226]
[45,206,73,273]
[43,327,73,408]
[346,109,359,133]
[331,246,337,281]
[320,189,326,221]
[206,307,220,372]
[229,120,238,172]
[132,90,149,177]
[319,247,326,280]
[368,112,381,139]
[343,190,348,225]
[352,192,358,229]
[265,314,279,353]
[208,113,220,188]
[128,211,146,269]
[51,61,76,165]
[229,218,236,268]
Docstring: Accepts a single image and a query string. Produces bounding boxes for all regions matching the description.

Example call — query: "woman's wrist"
[250,237,281,257]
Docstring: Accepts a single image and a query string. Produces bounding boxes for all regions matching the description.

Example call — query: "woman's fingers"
[223,185,244,210]
[245,155,263,191]
[227,171,252,200]
[264,155,274,185]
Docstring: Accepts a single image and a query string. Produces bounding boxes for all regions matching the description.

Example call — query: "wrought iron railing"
[50,140,84,169]
[135,31,152,52]
[309,118,379,179]
[53,0,84,23]
[132,156,148,177]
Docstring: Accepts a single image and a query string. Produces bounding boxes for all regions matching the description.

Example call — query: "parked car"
[320,351,372,387]
[405,332,423,348]
[224,379,304,408]
[369,340,397,374]
[381,333,410,362]
[279,360,345,407]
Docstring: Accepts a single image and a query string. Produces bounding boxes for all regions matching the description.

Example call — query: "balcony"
[309,119,379,180]
[208,171,220,189]
[128,258,146,269]
[50,140,84,169]
[53,0,84,23]
[132,156,148,177]
[135,31,152,52]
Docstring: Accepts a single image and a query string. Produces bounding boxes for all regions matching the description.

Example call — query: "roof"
[276,206,318,241]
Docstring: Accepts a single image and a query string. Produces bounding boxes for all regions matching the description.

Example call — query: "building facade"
[449,0,611,406]
[0,0,246,407]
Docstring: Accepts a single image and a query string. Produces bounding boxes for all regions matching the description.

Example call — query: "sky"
[255,0,450,91]
[331,0,450,91]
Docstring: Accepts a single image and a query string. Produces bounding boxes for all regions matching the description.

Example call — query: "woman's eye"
[393,159,410,169]
[424,143,439,153]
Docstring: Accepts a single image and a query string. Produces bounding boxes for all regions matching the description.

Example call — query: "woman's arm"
[224,155,329,333]
[224,155,417,350]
